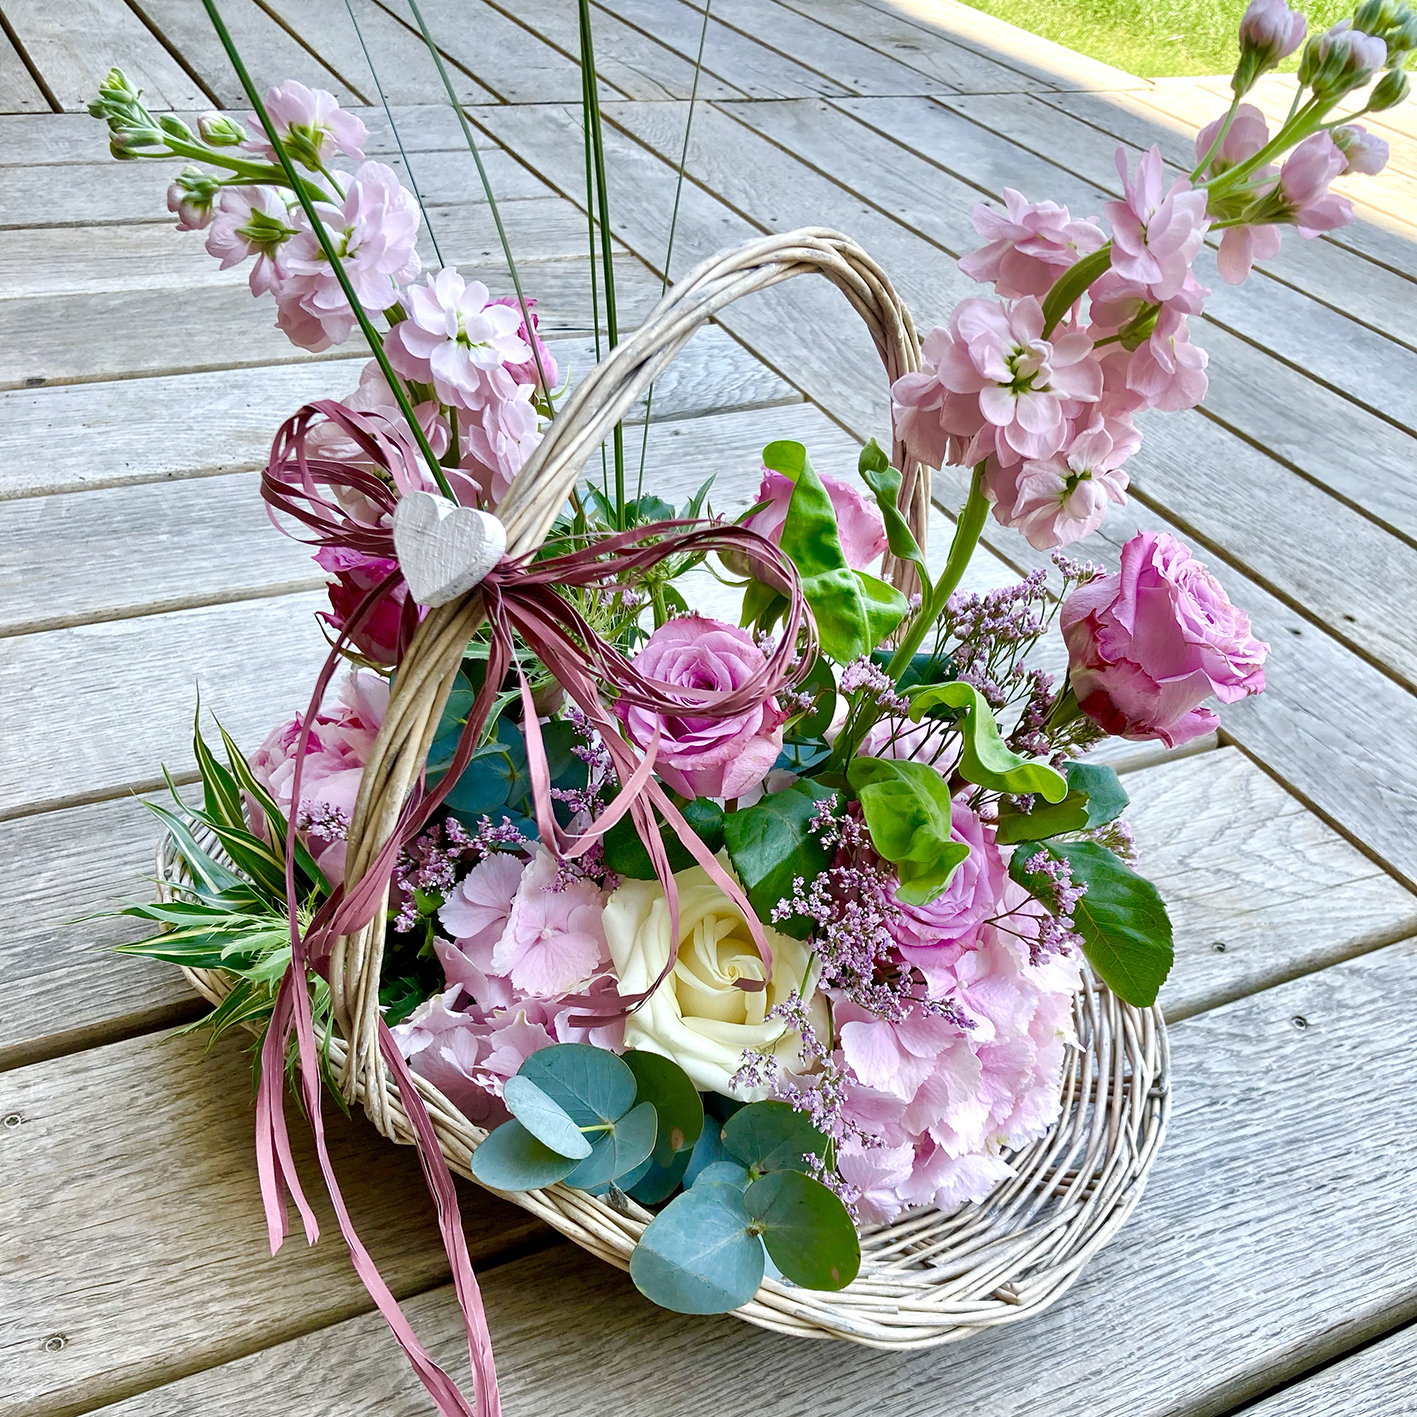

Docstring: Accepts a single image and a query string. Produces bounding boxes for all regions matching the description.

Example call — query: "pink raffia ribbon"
[250,402,815,1416]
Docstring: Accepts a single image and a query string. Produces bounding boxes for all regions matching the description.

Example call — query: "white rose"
[603,861,829,1097]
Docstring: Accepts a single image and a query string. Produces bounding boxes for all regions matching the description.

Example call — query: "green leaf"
[846,756,970,906]
[788,655,837,741]
[720,780,838,939]
[518,1042,638,1128]
[623,1049,704,1165]
[191,710,244,830]
[768,440,899,662]
[629,1180,765,1314]
[503,1075,593,1159]
[908,681,1068,802]
[995,762,1130,844]
[1011,841,1173,1007]
[626,1147,693,1205]
[564,1099,658,1190]
[468,1118,580,1192]
[600,797,724,881]
[858,440,931,596]
[693,1160,750,1190]
[721,1099,828,1178]
[683,1114,729,1185]
[745,1169,860,1291]
[140,800,245,897]
[739,576,787,634]
[854,570,911,653]
[1041,243,1113,336]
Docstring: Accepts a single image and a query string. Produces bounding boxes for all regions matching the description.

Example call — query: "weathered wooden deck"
[3,1,1417,1413]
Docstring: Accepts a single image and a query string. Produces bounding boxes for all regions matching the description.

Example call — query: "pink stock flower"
[619,615,787,801]
[1216,222,1284,284]
[930,296,1102,468]
[1317,20,1388,86]
[1237,0,1307,63]
[1194,103,1272,177]
[1061,530,1268,747]
[204,185,293,296]
[988,415,1137,549]
[741,467,888,572]
[890,324,993,471]
[489,849,609,999]
[1333,124,1391,177]
[1277,132,1354,236]
[384,268,532,411]
[242,80,368,167]
[488,294,560,393]
[1105,146,1210,302]
[247,669,388,885]
[459,390,542,507]
[315,546,415,666]
[958,188,1107,300]
[1126,307,1209,412]
[274,162,422,352]
[167,176,215,231]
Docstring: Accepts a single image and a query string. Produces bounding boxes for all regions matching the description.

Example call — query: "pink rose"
[619,614,787,800]
[315,546,413,667]
[741,466,887,572]
[1061,531,1268,747]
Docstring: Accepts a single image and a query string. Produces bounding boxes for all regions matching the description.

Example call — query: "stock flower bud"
[1368,64,1412,108]
[158,113,195,143]
[1333,123,1391,174]
[1234,0,1307,92]
[1353,0,1400,33]
[1313,19,1389,94]
[197,112,248,147]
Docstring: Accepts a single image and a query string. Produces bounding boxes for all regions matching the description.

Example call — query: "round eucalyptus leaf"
[721,1099,828,1177]
[683,1115,728,1186]
[564,1100,658,1191]
[623,1048,704,1165]
[626,1147,692,1205]
[693,1161,749,1191]
[467,1119,579,1193]
[502,1075,592,1159]
[744,1169,860,1292]
[629,1180,766,1314]
[519,1042,637,1127]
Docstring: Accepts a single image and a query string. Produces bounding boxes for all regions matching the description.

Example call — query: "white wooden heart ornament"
[392,491,507,608]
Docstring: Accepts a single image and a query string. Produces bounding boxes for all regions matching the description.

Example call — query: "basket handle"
[334,228,927,1119]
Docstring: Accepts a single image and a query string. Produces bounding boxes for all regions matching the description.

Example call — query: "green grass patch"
[955,0,1349,78]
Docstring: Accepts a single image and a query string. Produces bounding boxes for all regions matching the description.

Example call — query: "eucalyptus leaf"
[995,762,1130,844]
[846,756,970,906]
[629,1180,765,1314]
[626,1146,693,1205]
[720,780,838,938]
[908,681,1068,802]
[502,1075,593,1159]
[694,1161,750,1190]
[564,1099,659,1190]
[745,1168,861,1291]
[1010,841,1173,1007]
[683,1114,729,1186]
[467,1119,579,1192]
[721,1099,828,1178]
[624,1049,704,1165]
[518,1042,638,1127]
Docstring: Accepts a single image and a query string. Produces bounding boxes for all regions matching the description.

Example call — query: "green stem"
[1040,244,1112,338]
[1205,94,1325,200]
[199,0,453,500]
[1190,96,1239,181]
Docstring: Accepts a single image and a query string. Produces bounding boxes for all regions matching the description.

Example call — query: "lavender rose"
[619,614,787,800]
[1060,531,1268,747]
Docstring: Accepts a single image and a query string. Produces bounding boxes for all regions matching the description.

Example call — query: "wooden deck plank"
[767,0,1052,94]
[253,0,495,107]
[0,26,52,112]
[0,1027,549,1417]
[470,100,1417,886]
[70,939,1417,1417]
[0,326,800,499]
[593,0,852,99]
[2,0,210,112]
[1244,1325,1417,1415]
[125,0,361,108]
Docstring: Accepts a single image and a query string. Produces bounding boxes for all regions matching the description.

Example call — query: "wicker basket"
[170,228,1170,1348]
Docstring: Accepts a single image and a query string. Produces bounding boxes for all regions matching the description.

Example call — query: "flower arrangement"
[92,0,1410,1410]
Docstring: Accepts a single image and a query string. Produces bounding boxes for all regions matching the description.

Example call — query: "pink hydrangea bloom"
[1237,0,1307,62]
[384,268,532,411]
[274,162,422,352]
[242,80,368,166]
[1125,307,1209,412]
[1333,124,1390,177]
[1104,146,1210,303]
[204,185,292,296]
[1061,530,1269,746]
[247,670,387,884]
[741,467,888,572]
[927,296,1102,469]
[958,188,1107,300]
[619,615,787,801]
[436,851,528,1003]
[1278,132,1355,236]
[988,414,1137,549]
[489,848,609,999]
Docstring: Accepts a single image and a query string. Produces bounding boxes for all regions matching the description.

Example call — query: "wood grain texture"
[1244,1324,1417,1414]
[0,26,51,113]
[0,1027,549,1417]
[76,940,1417,1417]
[0,325,798,499]
[1,0,208,112]
[124,0,360,108]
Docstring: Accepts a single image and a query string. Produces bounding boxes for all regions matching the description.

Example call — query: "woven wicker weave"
[170,228,1170,1348]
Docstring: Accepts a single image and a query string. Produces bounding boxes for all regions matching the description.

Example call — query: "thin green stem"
[1190,96,1239,181]
[404,0,551,406]
[199,0,452,498]
[578,20,610,509]
[1206,94,1325,200]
